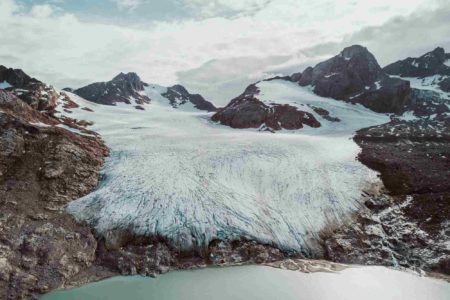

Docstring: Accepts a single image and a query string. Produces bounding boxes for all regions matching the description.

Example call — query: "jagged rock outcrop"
[0,65,59,111]
[349,77,412,114]
[323,116,450,274]
[72,72,150,105]
[290,45,412,114]
[212,84,320,131]
[162,84,216,111]
[383,47,450,77]
[297,45,382,96]
[410,89,449,117]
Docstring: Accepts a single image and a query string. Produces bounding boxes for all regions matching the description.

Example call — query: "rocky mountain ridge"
[383,47,450,78]
[68,73,216,111]
[290,45,412,114]
[213,45,449,131]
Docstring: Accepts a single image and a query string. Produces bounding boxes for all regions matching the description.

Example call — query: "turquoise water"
[41,265,450,300]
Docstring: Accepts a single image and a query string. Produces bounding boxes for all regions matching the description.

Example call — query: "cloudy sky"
[1,0,449,105]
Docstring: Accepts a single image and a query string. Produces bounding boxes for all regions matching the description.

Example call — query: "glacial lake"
[41,265,450,300]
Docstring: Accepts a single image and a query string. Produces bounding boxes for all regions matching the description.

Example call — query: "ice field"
[64,80,390,252]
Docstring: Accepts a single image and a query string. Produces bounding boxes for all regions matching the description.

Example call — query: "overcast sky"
[1,0,449,105]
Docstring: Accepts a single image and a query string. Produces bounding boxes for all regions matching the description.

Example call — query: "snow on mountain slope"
[62,80,389,253]
[391,75,450,101]
[0,80,12,89]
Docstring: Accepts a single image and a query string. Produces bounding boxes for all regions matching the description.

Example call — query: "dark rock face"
[0,65,37,88]
[291,45,412,114]
[0,65,59,111]
[323,116,450,274]
[162,84,217,111]
[0,91,109,299]
[438,77,450,92]
[297,45,382,97]
[350,77,412,114]
[73,72,150,105]
[383,47,450,77]
[211,86,320,131]
[410,89,449,117]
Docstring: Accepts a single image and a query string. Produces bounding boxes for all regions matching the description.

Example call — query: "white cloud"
[0,0,448,106]
[180,0,271,17]
[0,0,19,18]
[30,4,54,18]
[112,0,144,11]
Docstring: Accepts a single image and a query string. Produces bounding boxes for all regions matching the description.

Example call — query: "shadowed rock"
[290,45,413,114]
[383,47,450,77]
[162,84,217,111]
[0,65,59,111]
[73,72,151,105]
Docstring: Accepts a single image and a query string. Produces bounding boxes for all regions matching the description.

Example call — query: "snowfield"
[63,80,389,252]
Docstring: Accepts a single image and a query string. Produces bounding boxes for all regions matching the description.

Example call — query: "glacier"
[63,80,390,252]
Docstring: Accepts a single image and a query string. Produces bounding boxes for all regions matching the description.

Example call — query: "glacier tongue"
[64,81,390,252]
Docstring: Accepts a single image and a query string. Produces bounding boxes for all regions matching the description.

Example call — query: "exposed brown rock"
[211,86,321,131]
[0,92,108,299]
[323,117,450,274]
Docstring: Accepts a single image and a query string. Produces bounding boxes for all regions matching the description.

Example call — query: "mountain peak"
[430,46,445,56]
[112,72,142,83]
[340,45,369,59]
[0,65,39,88]
[73,72,149,106]
[162,84,217,112]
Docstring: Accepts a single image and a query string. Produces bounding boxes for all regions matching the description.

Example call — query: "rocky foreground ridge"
[0,68,110,299]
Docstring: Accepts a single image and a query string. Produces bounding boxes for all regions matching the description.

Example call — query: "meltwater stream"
[42,266,450,300]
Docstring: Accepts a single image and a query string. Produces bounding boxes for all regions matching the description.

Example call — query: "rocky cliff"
[211,84,321,131]
[290,45,413,114]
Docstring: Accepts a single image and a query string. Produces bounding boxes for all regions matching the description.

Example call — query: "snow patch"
[0,81,12,89]
[390,75,450,101]
[375,81,382,90]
